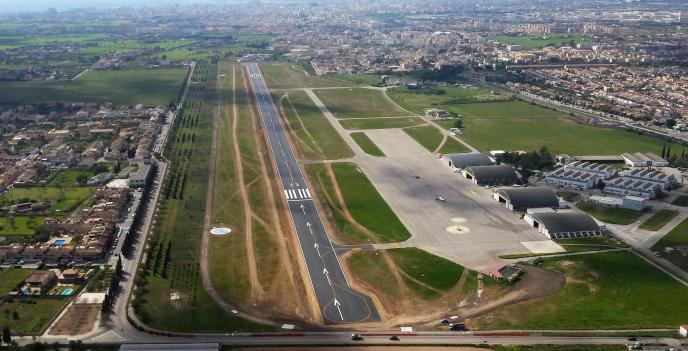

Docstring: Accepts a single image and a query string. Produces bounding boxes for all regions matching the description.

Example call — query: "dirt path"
[236,66,264,298]
[433,134,448,154]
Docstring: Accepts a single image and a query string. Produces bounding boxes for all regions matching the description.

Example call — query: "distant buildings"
[622,152,668,168]
[546,161,617,190]
[464,164,519,186]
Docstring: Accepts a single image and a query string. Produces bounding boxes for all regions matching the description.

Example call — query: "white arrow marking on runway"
[334,298,343,320]
[323,267,331,285]
[306,222,313,235]
[300,204,306,215]
[314,242,321,257]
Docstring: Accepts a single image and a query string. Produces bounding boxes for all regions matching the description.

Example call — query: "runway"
[245,63,380,325]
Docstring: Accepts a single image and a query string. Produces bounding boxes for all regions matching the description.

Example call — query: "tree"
[76,174,88,185]
[666,146,671,159]
[453,118,463,129]
[661,144,666,158]
[116,255,123,277]
[2,326,11,345]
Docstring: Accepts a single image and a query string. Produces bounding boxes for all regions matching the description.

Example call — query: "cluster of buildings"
[443,152,604,240]
[0,187,131,265]
[545,155,676,200]
[508,65,688,122]
[8,268,88,296]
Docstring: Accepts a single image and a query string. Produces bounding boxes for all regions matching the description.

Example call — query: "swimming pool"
[61,288,74,296]
[54,239,66,247]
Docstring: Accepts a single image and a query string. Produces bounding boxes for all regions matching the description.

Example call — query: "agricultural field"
[639,209,679,231]
[468,250,688,329]
[339,117,425,130]
[314,88,412,119]
[1,187,94,216]
[259,64,350,89]
[388,86,512,115]
[0,298,69,334]
[652,217,688,272]
[403,125,468,154]
[576,202,644,225]
[487,34,591,49]
[0,68,187,106]
[350,132,385,156]
[305,163,410,243]
[278,90,353,160]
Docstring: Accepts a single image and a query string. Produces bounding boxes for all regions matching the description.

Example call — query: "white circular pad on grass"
[210,227,232,236]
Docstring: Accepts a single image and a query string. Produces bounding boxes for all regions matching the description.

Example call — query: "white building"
[545,161,617,190]
[680,324,688,337]
[622,152,669,168]
[588,195,647,211]
[603,177,660,199]
[623,168,676,190]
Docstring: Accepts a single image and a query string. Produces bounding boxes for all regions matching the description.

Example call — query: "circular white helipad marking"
[451,217,467,223]
[210,227,232,235]
[446,224,471,234]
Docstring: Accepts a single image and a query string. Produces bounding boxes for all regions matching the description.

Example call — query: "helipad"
[210,227,232,235]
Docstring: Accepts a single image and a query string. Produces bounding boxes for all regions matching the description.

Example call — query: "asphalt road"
[245,63,380,325]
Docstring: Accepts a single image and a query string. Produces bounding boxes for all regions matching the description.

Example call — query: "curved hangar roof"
[497,187,559,211]
[530,212,600,234]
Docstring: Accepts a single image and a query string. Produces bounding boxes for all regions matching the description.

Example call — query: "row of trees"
[496,146,555,183]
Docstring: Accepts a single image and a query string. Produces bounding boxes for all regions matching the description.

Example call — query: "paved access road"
[245,63,379,325]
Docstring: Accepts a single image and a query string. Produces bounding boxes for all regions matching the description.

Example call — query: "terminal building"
[443,152,493,172]
[493,187,562,212]
[524,209,603,240]
[545,161,617,190]
[463,164,519,186]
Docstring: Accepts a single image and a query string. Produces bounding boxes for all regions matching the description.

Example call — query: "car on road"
[351,333,363,341]
[390,335,399,341]
[435,195,445,202]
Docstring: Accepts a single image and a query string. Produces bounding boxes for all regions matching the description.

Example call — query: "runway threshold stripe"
[284,190,291,200]
[305,189,311,198]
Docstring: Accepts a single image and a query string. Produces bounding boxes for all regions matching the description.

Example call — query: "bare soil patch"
[48,304,100,336]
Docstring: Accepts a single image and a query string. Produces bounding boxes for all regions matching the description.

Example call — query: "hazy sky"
[0,0,236,13]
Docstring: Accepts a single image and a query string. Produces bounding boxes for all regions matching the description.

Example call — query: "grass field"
[0,268,31,294]
[314,88,412,119]
[279,90,353,160]
[0,68,186,106]
[347,251,403,300]
[671,195,688,207]
[1,187,93,215]
[446,117,682,155]
[639,209,679,231]
[403,125,469,154]
[0,216,45,236]
[329,74,383,86]
[469,250,688,329]
[388,248,465,299]
[134,61,270,332]
[350,132,385,156]
[259,64,350,89]
[576,202,644,225]
[388,86,511,115]
[0,298,68,334]
[652,217,688,271]
[305,163,410,243]
[339,117,425,130]
[48,170,94,187]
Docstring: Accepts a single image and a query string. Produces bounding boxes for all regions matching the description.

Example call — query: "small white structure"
[588,195,647,211]
[622,152,669,168]
[680,324,688,337]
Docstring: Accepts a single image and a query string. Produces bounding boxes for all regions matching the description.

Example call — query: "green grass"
[576,202,644,225]
[447,117,683,155]
[469,250,688,329]
[279,90,353,160]
[1,187,94,215]
[388,86,511,115]
[328,74,383,86]
[48,170,93,187]
[404,125,469,154]
[639,209,679,231]
[671,195,688,207]
[0,68,186,106]
[0,269,31,294]
[0,216,45,236]
[488,34,590,49]
[350,132,385,156]
[347,251,402,300]
[339,117,425,130]
[388,248,464,292]
[314,88,412,119]
[259,64,350,89]
[0,298,69,334]
[331,163,411,242]
[652,217,688,272]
